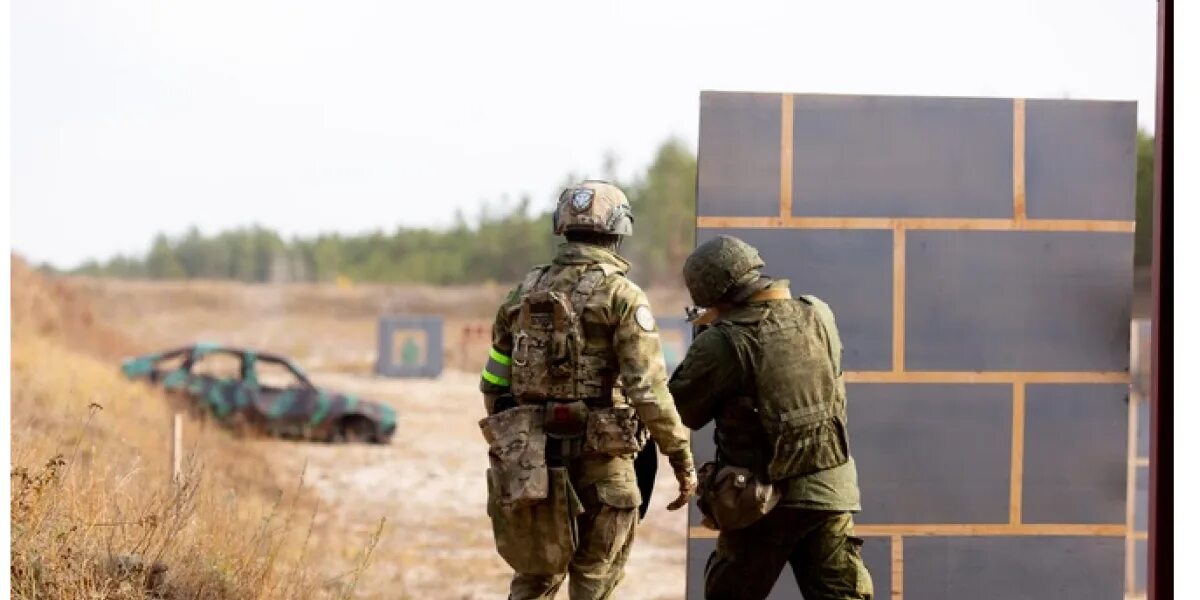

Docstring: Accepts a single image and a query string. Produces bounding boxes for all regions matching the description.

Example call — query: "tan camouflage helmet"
[552,180,634,236]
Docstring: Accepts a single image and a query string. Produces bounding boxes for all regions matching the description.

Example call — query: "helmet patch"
[634,305,656,332]
[570,188,595,212]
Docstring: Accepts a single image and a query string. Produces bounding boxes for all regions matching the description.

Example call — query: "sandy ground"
[257,370,688,599]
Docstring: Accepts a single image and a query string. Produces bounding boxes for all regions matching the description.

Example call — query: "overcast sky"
[11,0,1158,268]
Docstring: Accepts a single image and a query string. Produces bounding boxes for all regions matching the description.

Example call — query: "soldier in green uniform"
[479,180,698,600]
[669,235,873,600]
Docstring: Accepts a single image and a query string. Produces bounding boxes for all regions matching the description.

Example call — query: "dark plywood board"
[1135,538,1146,591]
[904,536,1125,600]
[685,535,891,599]
[1025,99,1138,220]
[790,95,1013,218]
[1021,385,1128,524]
[1137,398,1150,458]
[697,92,781,217]
[848,383,1012,524]
[697,228,893,371]
[685,538,710,600]
[906,230,1133,372]
[858,536,891,600]
[1135,465,1148,531]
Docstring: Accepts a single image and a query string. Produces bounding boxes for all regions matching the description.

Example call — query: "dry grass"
[10,257,386,599]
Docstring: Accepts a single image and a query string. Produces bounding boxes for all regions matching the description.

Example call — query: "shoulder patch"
[597,263,622,277]
[634,305,656,331]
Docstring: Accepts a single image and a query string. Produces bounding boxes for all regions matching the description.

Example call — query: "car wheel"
[333,417,375,444]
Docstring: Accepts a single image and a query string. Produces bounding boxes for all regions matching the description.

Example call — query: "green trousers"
[704,509,873,600]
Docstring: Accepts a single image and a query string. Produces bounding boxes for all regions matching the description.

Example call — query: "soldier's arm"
[479,285,520,415]
[611,281,694,468]
[667,327,743,430]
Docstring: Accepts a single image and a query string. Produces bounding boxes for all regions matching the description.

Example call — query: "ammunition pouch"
[583,405,644,457]
[695,461,781,532]
[763,409,850,481]
[479,405,549,506]
[487,466,583,574]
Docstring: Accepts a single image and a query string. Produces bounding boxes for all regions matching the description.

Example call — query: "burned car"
[121,343,395,444]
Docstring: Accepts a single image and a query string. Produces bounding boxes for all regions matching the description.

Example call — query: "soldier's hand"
[667,466,698,511]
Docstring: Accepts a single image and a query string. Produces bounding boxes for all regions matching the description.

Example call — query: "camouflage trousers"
[704,509,873,600]
[508,456,641,600]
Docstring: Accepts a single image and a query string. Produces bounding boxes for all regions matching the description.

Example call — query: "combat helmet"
[683,235,766,308]
[552,180,634,236]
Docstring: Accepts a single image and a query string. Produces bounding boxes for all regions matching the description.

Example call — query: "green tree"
[1134,130,1155,266]
[623,137,697,284]
[145,234,186,279]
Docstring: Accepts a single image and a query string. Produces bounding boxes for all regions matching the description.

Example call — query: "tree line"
[69,132,1155,285]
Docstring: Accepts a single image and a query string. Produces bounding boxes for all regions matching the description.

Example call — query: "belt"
[545,435,585,466]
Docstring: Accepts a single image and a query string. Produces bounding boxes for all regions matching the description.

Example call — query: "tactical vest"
[509,263,620,406]
[713,296,850,482]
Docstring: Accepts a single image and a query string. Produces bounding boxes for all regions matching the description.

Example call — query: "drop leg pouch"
[480,405,549,505]
[487,466,584,575]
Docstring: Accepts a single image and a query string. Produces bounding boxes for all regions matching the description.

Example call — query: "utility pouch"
[696,461,781,532]
[764,409,850,481]
[512,290,579,386]
[486,466,583,575]
[479,405,549,506]
[544,400,589,439]
[583,405,643,457]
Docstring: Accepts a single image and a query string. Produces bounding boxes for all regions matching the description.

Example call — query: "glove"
[666,450,698,511]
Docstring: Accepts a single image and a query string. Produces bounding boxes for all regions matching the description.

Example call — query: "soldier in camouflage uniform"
[669,235,873,600]
[479,181,698,600]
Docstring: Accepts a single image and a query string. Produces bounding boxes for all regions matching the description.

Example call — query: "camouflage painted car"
[121,343,396,444]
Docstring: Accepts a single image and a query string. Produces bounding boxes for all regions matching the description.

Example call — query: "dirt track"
[259,371,688,599]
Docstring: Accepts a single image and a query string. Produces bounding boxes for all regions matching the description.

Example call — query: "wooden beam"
[689,523,1126,539]
[891,536,904,600]
[780,94,794,218]
[1009,383,1026,524]
[1013,98,1027,222]
[844,371,1130,384]
[696,216,1136,232]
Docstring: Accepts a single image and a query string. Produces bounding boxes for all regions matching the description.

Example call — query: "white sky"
[11,0,1159,268]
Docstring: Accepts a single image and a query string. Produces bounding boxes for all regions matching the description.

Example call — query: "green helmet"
[683,235,766,307]
[552,180,634,236]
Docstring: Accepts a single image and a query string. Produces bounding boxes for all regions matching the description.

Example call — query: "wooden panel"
[697,92,781,217]
[848,384,1012,524]
[788,94,1013,218]
[1135,465,1148,531]
[692,91,1136,600]
[905,230,1133,372]
[1137,398,1150,458]
[1025,99,1138,220]
[903,537,1124,600]
[1021,384,1128,524]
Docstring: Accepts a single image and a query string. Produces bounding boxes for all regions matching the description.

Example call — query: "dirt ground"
[66,275,692,599]
[258,372,688,600]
